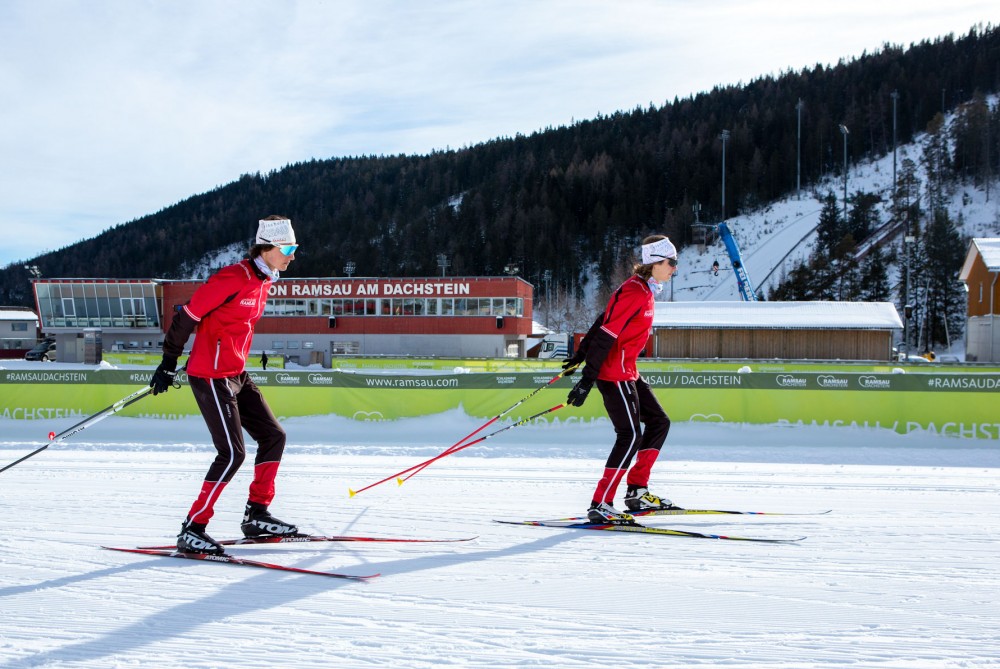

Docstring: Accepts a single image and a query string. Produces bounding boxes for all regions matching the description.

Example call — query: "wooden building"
[959,238,1000,362]
[652,301,903,361]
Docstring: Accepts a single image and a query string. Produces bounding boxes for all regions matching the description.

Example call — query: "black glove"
[561,353,584,376]
[150,356,178,396]
[567,377,594,407]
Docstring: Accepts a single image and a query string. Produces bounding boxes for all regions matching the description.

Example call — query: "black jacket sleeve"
[581,327,616,382]
[575,313,605,360]
[162,307,199,359]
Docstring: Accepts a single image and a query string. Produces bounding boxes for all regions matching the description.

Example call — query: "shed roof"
[960,238,1000,280]
[653,301,903,330]
[0,309,39,322]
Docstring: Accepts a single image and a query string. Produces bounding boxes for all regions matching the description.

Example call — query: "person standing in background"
[149,215,301,554]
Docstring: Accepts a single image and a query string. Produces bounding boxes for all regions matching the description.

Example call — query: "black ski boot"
[177,519,225,555]
[624,485,676,512]
[241,502,299,538]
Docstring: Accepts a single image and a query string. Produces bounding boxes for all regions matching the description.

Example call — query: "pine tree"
[859,247,891,301]
[921,209,967,350]
[847,191,882,242]
[815,191,844,253]
[922,114,953,213]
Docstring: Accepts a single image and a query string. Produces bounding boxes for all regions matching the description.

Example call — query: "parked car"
[24,339,56,361]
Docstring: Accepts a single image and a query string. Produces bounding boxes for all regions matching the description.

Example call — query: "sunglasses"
[666,258,678,267]
[276,245,298,256]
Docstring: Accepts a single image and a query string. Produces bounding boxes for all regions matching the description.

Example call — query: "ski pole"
[397,365,577,484]
[0,368,182,474]
[349,403,566,497]
[348,365,576,496]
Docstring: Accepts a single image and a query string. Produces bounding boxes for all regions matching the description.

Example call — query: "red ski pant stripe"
[626,449,661,488]
[187,480,229,525]
[186,373,286,523]
[591,378,671,504]
[591,380,641,504]
[249,461,281,506]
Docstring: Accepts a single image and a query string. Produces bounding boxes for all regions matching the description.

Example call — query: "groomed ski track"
[2,448,998,668]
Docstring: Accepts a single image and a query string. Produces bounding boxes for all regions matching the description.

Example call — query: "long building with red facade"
[31,276,535,364]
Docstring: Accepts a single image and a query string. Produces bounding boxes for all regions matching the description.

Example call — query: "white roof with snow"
[960,238,1000,280]
[0,309,38,322]
[653,301,903,330]
[531,320,555,336]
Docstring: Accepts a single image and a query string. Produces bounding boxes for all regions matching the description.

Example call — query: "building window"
[121,297,146,327]
[331,341,360,355]
[260,295,524,318]
[11,322,28,331]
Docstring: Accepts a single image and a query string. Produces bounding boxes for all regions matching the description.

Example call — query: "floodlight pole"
[719,129,730,220]
[839,124,849,222]
[891,90,899,216]
[796,99,804,199]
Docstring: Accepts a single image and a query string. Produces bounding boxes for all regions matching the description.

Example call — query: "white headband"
[256,218,296,246]
[641,238,676,265]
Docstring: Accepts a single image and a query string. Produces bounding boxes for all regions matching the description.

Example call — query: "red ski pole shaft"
[349,366,575,496]
[396,403,566,477]
[348,403,566,497]
[348,415,502,497]
[398,367,574,483]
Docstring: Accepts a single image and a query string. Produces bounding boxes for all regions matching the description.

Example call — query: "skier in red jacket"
[565,235,679,523]
[150,215,300,554]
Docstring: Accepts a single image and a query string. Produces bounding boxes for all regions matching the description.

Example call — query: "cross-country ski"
[101,546,379,580]
[495,519,806,543]
[136,533,476,549]
[530,506,832,522]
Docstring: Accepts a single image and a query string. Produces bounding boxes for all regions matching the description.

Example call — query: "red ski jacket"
[592,275,655,382]
[164,259,271,379]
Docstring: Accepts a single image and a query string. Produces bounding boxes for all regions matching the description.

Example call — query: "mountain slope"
[1,26,998,310]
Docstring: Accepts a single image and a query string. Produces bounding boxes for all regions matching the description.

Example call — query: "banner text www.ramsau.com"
[363,377,459,388]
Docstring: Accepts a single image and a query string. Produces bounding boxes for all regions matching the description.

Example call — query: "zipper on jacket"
[214,340,221,370]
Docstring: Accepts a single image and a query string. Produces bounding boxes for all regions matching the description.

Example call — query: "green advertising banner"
[1,368,998,439]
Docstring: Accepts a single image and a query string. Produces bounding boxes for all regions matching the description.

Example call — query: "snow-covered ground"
[2,412,998,668]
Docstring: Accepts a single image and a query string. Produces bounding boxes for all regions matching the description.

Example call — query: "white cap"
[641,237,676,265]
[256,217,296,246]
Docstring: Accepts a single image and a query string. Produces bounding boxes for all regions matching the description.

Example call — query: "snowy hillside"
[671,102,1000,303]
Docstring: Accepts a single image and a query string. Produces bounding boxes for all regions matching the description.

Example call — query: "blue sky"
[1,0,997,269]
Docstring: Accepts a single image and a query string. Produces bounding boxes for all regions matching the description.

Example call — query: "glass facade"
[35,282,161,329]
[263,297,523,318]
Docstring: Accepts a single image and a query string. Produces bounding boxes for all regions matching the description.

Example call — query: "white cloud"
[0,0,997,267]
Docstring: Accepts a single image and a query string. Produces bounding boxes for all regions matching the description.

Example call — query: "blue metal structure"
[718,222,758,301]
